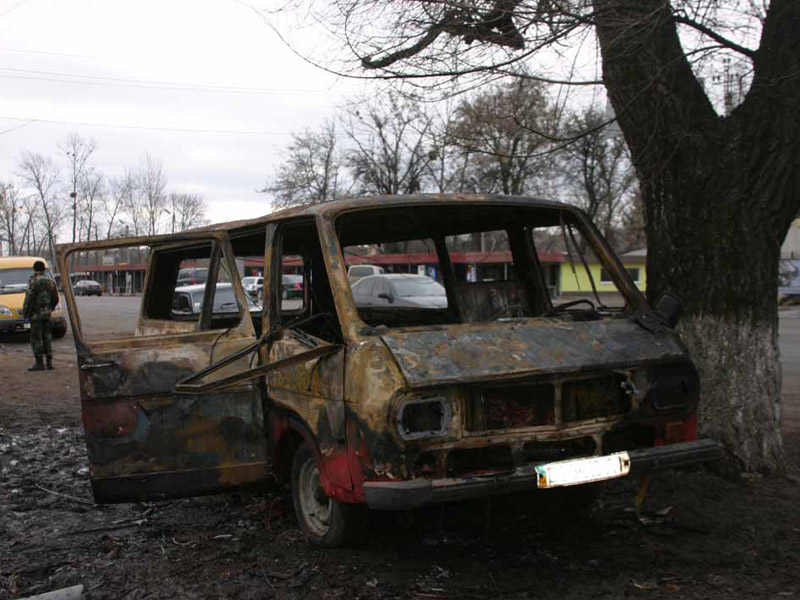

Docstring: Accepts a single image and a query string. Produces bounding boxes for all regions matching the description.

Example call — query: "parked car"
[0,256,67,338]
[73,279,103,296]
[172,283,261,317]
[347,264,384,284]
[351,274,447,309]
[241,276,263,299]
[281,274,303,299]
[57,195,719,548]
[176,267,208,287]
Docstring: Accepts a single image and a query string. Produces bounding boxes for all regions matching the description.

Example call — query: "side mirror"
[655,292,683,328]
[377,292,394,304]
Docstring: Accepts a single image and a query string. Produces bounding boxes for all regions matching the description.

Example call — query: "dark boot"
[46,356,54,370]
[28,355,45,371]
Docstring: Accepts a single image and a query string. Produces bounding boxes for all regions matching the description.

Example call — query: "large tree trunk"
[594,0,800,472]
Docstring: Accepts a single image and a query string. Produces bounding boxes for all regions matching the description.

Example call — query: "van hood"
[379,317,687,388]
[0,289,26,310]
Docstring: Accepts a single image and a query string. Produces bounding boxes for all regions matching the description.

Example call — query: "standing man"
[23,260,60,371]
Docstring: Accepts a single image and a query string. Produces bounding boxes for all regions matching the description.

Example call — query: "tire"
[291,443,367,547]
[52,323,67,339]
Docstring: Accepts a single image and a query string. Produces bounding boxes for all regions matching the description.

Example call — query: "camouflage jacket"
[23,273,59,321]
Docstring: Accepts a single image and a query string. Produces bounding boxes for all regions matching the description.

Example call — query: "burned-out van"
[57,195,719,546]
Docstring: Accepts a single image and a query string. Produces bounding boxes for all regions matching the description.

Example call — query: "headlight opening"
[397,397,452,440]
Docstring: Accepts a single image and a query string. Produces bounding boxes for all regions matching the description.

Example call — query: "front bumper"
[0,317,31,333]
[0,315,66,333]
[363,438,720,510]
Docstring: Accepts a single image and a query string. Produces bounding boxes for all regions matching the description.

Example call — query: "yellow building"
[559,248,647,294]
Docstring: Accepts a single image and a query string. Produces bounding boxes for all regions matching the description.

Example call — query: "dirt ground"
[2,330,799,600]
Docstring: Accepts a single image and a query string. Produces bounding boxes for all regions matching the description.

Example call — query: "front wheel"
[291,443,367,547]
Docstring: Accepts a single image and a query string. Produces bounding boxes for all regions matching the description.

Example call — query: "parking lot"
[1,296,799,599]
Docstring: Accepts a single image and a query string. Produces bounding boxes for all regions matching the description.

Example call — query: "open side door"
[58,232,269,503]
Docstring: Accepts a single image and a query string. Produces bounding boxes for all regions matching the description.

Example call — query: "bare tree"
[60,133,97,244]
[168,192,208,232]
[0,182,23,255]
[134,155,168,236]
[104,174,133,238]
[559,106,638,250]
[423,102,474,193]
[343,94,434,195]
[449,77,555,195]
[265,121,344,210]
[17,152,62,262]
[286,0,798,472]
[79,172,104,242]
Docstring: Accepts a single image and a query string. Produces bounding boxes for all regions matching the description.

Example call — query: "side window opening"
[230,228,272,338]
[445,230,533,322]
[276,222,342,343]
[146,241,245,332]
[145,242,213,321]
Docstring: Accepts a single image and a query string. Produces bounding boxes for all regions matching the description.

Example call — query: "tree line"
[0,134,208,261]
[264,80,644,253]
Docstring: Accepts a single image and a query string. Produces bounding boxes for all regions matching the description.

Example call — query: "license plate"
[22,322,31,330]
[535,452,631,488]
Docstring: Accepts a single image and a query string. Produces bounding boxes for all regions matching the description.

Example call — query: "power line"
[0,46,106,60]
[0,66,344,96]
[0,115,295,136]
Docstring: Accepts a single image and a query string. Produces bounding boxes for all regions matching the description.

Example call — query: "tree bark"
[594,0,800,472]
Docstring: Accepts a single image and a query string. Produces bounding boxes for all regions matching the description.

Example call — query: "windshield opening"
[336,204,639,330]
[0,267,56,294]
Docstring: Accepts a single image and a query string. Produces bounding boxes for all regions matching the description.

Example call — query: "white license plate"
[535,452,631,488]
[22,322,31,330]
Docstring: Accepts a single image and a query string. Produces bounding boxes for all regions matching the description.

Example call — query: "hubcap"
[298,458,331,537]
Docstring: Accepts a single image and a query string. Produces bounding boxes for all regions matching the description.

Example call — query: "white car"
[241,276,263,299]
[347,264,384,285]
[351,274,447,309]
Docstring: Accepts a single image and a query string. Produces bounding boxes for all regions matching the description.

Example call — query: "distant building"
[560,248,647,295]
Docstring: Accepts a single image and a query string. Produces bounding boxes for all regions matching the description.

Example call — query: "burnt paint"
[379,318,686,388]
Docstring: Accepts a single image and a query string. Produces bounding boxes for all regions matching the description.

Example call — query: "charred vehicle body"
[57,195,719,546]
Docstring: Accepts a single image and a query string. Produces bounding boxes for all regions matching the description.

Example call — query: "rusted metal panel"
[378,319,686,388]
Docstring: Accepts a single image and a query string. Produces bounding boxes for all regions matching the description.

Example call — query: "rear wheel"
[291,443,366,547]
[52,323,67,339]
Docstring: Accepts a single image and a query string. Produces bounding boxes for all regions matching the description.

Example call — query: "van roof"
[0,256,49,269]
[195,194,572,235]
[56,194,583,252]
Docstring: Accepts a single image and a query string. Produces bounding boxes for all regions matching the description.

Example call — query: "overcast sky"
[0,0,369,225]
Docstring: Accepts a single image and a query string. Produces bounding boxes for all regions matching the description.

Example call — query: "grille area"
[523,437,596,463]
[466,383,555,431]
[447,445,513,477]
[466,373,632,433]
[561,374,631,422]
